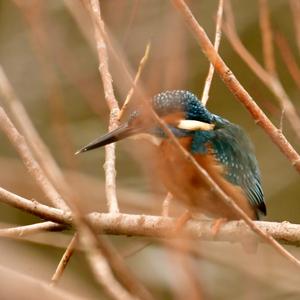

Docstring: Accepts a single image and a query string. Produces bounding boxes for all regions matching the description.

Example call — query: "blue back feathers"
[152,90,266,216]
[201,118,266,216]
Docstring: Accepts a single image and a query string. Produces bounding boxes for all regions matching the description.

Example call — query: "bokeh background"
[0,0,300,299]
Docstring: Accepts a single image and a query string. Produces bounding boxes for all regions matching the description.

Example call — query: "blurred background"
[0,0,300,299]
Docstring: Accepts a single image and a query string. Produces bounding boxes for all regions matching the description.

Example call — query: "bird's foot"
[211,218,227,236]
[173,210,192,235]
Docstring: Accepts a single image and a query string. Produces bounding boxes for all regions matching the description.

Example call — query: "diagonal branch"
[51,234,78,285]
[170,0,300,268]
[0,66,70,211]
[275,31,300,89]
[0,107,67,209]
[223,1,300,142]
[169,0,300,175]
[118,42,151,120]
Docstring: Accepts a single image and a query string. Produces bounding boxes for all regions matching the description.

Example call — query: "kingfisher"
[76,90,266,220]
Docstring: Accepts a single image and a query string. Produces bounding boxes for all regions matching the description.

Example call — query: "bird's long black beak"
[75,121,140,155]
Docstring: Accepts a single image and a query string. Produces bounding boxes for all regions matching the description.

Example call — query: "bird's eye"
[177,120,215,131]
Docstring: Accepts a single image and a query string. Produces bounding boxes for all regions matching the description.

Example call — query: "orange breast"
[156,137,256,220]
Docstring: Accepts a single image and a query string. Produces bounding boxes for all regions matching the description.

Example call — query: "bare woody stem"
[275,32,300,89]
[170,0,300,173]
[0,100,148,299]
[118,42,151,120]
[2,186,300,248]
[289,0,300,54]
[87,0,120,214]
[0,222,65,238]
[169,0,300,268]
[0,66,71,211]
[259,0,276,76]
[201,0,224,106]
[223,2,300,142]
[0,107,68,209]
[51,234,78,285]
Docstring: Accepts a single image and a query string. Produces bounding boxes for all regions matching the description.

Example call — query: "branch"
[259,0,276,76]
[289,0,300,54]
[223,2,300,142]
[78,228,137,300]
[86,0,120,214]
[0,107,68,209]
[0,185,151,299]
[51,234,78,285]
[118,42,151,120]
[162,192,173,217]
[168,0,300,175]
[0,187,71,224]
[275,31,300,89]
[170,0,300,268]
[70,214,300,248]
[201,0,224,106]
[0,66,70,211]
[1,187,300,247]
[0,222,64,238]
[81,235,137,300]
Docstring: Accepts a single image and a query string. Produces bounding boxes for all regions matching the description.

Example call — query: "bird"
[76,90,266,221]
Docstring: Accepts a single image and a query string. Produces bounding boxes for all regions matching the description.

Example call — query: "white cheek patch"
[129,133,162,146]
[177,119,215,131]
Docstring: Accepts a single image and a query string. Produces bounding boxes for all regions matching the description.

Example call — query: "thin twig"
[279,109,285,133]
[289,0,300,54]
[259,0,276,76]
[81,2,156,299]
[0,107,67,209]
[223,1,300,142]
[168,0,300,174]
[170,0,300,268]
[118,42,151,120]
[0,222,64,238]
[275,31,300,89]
[51,234,78,285]
[162,192,173,217]
[86,0,120,214]
[201,0,224,106]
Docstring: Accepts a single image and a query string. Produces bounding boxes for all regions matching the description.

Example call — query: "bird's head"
[76,90,217,154]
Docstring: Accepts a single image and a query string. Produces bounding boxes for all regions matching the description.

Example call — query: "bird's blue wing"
[210,124,266,216]
[191,122,266,216]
